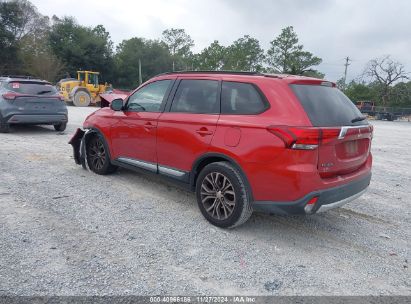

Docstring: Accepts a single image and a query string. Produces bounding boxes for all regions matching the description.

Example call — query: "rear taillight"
[321,128,341,144]
[339,125,374,139]
[267,126,341,150]
[2,93,18,100]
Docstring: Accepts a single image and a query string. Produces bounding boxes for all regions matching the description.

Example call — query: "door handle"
[144,122,156,130]
[196,127,213,136]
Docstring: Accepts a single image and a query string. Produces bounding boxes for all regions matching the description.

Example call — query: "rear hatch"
[290,82,372,178]
[3,81,63,112]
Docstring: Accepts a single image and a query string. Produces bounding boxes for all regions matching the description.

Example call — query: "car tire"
[195,161,253,228]
[0,120,10,133]
[0,123,10,133]
[54,122,67,131]
[0,115,10,133]
[73,91,91,107]
[86,134,117,175]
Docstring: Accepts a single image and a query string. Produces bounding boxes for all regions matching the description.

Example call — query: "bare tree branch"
[363,55,408,106]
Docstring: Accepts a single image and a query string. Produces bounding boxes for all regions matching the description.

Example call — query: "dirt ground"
[0,106,410,295]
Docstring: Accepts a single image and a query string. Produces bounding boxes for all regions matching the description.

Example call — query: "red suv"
[70,71,372,228]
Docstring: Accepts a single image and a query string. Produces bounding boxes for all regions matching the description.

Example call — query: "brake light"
[267,126,341,150]
[321,128,341,144]
[2,93,18,100]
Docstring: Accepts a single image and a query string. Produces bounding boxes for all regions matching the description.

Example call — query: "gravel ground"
[0,106,410,296]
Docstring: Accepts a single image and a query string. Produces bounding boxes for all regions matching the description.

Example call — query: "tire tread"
[217,162,253,228]
[86,134,118,175]
[196,161,253,228]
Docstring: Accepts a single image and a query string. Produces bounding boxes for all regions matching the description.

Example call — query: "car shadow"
[8,124,61,134]
[113,166,373,246]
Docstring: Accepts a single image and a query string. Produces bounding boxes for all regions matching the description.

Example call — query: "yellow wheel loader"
[57,71,110,107]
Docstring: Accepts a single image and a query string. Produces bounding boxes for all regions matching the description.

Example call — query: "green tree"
[162,28,194,71]
[0,0,21,73]
[390,81,411,106]
[11,0,47,40]
[13,2,66,81]
[344,81,377,103]
[224,35,265,71]
[114,37,173,89]
[336,77,346,90]
[0,0,47,74]
[302,70,324,79]
[266,26,322,76]
[194,40,226,70]
[19,22,65,82]
[48,17,114,80]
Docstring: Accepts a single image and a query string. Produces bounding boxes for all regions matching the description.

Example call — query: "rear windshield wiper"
[37,90,52,95]
[351,116,367,123]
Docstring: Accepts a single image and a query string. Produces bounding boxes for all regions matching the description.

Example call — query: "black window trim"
[165,78,222,115]
[220,81,270,115]
[124,78,175,113]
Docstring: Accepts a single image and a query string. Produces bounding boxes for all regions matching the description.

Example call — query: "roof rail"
[157,70,264,76]
[155,70,284,79]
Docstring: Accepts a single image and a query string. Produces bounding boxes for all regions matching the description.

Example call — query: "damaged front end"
[68,128,90,169]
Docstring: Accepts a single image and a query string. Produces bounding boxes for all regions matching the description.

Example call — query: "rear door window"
[221,81,268,114]
[290,84,366,127]
[170,79,219,114]
[6,82,58,96]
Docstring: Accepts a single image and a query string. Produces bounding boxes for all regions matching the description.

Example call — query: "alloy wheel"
[200,172,236,220]
[88,138,106,170]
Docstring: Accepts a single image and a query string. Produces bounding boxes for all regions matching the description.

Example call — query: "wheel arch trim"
[79,127,113,169]
[190,152,253,200]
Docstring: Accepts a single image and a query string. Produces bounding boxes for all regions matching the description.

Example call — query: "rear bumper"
[252,172,371,215]
[6,114,67,124]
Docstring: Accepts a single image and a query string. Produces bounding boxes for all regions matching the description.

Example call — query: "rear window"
[290,84,365,127]
[6,81,58,96]
[221,81,268,114]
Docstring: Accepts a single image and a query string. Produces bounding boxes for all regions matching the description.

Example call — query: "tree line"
[0,1,324,86]
[0,0,409,106]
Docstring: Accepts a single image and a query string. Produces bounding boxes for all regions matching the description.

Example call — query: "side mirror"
[110,98,124,111]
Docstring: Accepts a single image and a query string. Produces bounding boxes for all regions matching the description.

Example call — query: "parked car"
[0,76,68,133]
[69,71,373,228]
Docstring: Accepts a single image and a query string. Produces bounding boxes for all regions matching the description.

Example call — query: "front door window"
[127,80,172,112]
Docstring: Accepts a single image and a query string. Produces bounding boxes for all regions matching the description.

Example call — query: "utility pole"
[138,59,142,85]
[343,56,351,85]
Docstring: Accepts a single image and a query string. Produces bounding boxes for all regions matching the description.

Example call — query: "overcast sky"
[31,0,410,82]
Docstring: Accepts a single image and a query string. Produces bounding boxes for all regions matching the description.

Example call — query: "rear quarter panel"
[207,77,318,201]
